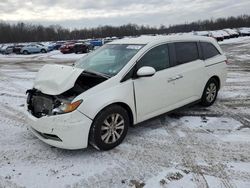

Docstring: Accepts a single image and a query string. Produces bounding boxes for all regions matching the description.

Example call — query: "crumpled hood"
[34,64,83,95]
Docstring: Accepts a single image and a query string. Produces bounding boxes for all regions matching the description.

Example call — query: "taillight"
[225,60,230,65]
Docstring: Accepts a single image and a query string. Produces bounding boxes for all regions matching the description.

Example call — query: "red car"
[59,42,75,54]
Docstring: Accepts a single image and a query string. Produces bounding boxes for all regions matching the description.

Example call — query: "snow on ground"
[0,37,250,188]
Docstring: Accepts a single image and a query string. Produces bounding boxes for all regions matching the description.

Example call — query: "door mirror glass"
[136,66,156,77]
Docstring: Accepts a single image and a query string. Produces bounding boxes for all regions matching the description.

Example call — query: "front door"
[133,44,181,122]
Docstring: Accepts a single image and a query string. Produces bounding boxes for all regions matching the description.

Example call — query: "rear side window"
[201,42,221,60]
[174,42,199,65]
[137,44,170,71]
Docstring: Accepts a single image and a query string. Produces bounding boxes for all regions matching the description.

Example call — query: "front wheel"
[89,105,129,150]
[41,49,46,53]
[85,48,90,53]
[200,78,219,106]
[23,50,28,55]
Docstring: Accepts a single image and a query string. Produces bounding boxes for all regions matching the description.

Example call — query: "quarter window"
[174,42,199,64]
[201,42,221,60]
[137,44,170,71]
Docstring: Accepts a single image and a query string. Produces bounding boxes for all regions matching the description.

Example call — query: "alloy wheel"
[101,113,125,144]
[206,83,217,103]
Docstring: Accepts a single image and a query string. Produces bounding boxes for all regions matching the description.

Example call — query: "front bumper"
[26,110,92,150]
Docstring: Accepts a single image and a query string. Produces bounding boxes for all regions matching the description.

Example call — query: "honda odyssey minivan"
[26,35,227,150]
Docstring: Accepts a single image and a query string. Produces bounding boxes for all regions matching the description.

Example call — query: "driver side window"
[136,44,170,72]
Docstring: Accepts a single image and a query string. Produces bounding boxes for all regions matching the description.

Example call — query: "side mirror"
[136,66,156,77]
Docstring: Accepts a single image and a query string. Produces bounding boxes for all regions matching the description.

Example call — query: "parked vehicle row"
[1,27,249,55]
[0,43,48,55]
[194,27,250,41]
[194,29,240,41]
[0,39,100,55]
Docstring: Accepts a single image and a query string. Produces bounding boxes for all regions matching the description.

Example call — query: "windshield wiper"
[83,70,111,79]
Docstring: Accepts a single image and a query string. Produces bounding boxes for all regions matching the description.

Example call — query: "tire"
[23,50,28,55]
[200,78,219,107]
[41,49,46,53]
[89,105,129,150]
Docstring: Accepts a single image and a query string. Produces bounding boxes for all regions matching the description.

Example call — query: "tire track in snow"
[163,120,210,188]
[163,118,235,188]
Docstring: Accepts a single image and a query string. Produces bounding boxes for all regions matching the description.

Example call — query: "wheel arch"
[93,102,134,127]
[209,75,221,90]
[201,75,221,99]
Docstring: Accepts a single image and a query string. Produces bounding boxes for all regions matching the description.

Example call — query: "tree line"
[0,14,250,43]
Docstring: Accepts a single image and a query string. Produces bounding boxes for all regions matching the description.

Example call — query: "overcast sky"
[0,0,250,29]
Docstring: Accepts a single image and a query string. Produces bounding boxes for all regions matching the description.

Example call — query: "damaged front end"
[26,88,82,118]
[27,65,109,118]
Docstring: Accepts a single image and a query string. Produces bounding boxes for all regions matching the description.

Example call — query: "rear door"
[200,41,227,87]
[168,42,206,103]
[34,45,40,53]
[29,45,37,53]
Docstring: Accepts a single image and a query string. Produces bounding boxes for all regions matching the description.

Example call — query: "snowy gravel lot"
[0,37,250,188]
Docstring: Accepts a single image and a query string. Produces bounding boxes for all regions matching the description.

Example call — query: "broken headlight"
[52,100,82,115]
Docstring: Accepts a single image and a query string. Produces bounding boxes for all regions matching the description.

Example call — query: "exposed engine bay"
[27,71,108,118]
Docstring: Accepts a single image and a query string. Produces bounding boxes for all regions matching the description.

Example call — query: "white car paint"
[216,30,230,38]
[34,64,83,95]
[223,28,239,36]
[26,109,92,149]
[209,31,224,39]
[26,35,227,149]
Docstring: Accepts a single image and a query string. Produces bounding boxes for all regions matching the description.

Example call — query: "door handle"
[167,75,183,83]
[168,77,177,82]
[175,75,183,79]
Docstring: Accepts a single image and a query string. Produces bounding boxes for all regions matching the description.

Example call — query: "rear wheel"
[200,78,219,106]
[23,50,28,55]
[89,105,129,150]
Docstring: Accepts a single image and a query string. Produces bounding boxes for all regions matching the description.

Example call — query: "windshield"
[74,44,144,77]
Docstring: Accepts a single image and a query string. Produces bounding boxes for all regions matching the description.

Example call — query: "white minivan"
[26,35,227,150]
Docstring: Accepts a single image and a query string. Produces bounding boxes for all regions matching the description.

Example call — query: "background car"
[237,27,250,36]
[209,31,224,41]
[37,43,54,52]
[20,44,48,54]
[223,29,239,38]
[59,42,76,54]
[85,42,94,51]
[193,31,209,37]
[52,41,65,50]
[74,42,93,54]
[216,30,230,39]
[89,39,103,47]
[0,45,14,54]
[13,44,25,54]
